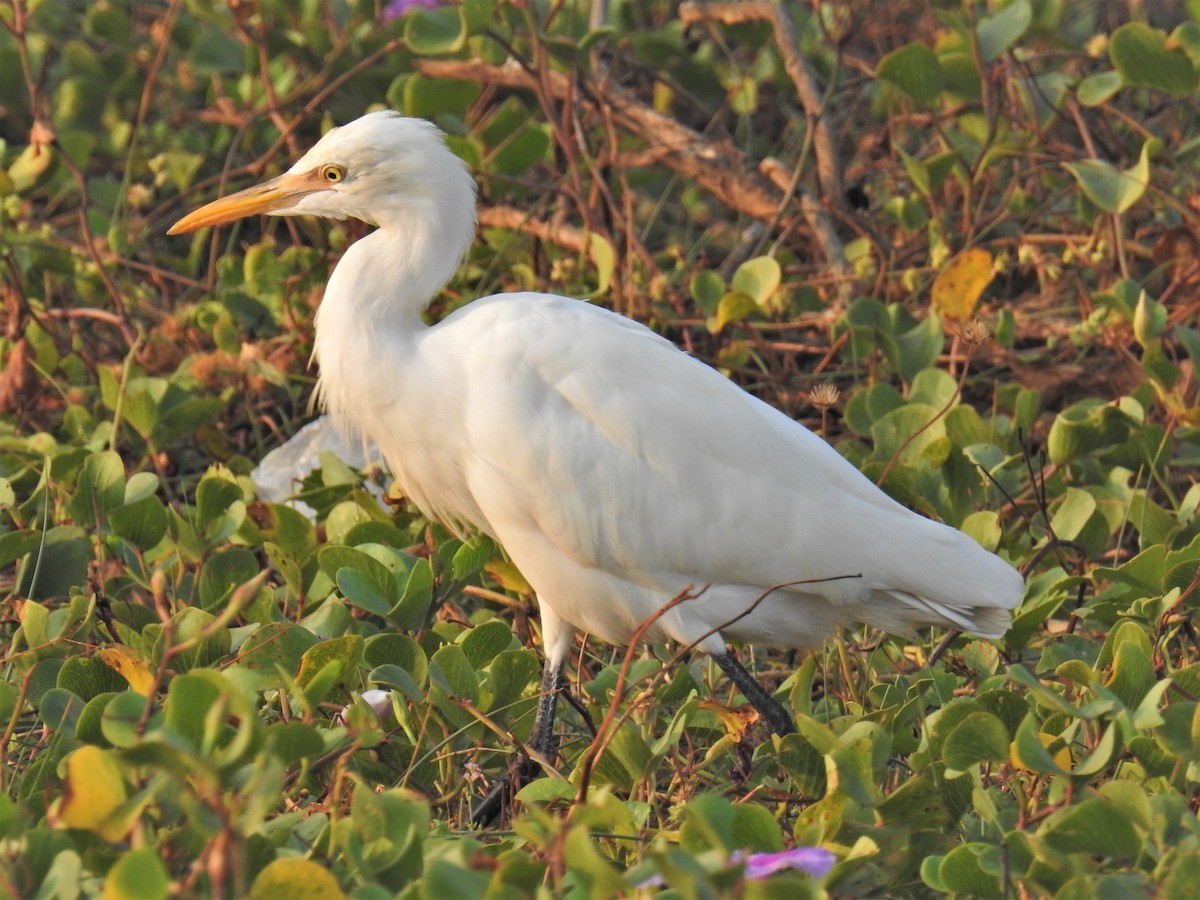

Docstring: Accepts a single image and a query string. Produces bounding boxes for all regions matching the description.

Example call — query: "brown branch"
[677,0,843,200]
[421,61,790,221]
[478,205,588,255]
[416,55,856,303]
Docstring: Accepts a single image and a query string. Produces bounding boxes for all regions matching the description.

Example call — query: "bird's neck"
[312,225,441,434]
[310,184,475,438]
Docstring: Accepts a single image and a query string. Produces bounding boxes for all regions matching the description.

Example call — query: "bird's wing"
[430,293,1018,616]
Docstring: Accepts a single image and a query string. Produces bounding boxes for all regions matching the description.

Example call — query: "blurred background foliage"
[4,0,1200,896]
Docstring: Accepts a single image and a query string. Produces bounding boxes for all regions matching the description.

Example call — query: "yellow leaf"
[1009,731,1073,772]
[249,859,344,900]
[100,645,156,696]
[484,559,531,594]
[931,248,995,323]
[698,699,759,742]
[57,745,130,840]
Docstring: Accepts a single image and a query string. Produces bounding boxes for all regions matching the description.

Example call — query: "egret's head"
[168,111,477,235]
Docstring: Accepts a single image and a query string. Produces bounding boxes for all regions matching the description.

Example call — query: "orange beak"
[168,170,327,234]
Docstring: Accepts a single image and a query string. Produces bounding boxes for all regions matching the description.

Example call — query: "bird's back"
[383,292,1022,649]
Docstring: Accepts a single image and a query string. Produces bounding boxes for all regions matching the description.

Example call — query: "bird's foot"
[469,757,540,828]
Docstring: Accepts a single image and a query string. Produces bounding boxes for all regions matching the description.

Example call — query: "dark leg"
[712,651,796,736]
[470,660,566,827]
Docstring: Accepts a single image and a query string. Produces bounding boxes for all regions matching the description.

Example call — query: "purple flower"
[637,846,835,888]
[382,0,441,21]
[735,847,837,880]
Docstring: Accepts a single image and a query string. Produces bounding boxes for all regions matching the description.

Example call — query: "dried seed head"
[808,383,840,409]
[960,319,992,346]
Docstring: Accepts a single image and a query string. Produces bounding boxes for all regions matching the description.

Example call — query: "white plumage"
[170,110,1024,820]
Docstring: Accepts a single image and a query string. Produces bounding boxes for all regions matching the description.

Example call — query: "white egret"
[169,111,1024,823]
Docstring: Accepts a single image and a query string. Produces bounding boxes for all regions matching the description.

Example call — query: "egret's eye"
[319,164,346,184]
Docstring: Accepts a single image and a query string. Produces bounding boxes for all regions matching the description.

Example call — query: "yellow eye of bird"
[319,164,345,183]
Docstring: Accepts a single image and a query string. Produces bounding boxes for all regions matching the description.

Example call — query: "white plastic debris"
[251,416,386,517]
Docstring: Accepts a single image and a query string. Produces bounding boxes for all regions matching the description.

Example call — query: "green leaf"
[870,403,948,468]
[588,233,616,297]
[450,534,496,581]
[196,476,244,529]
[104,848,171,900]
[934,844,1004,899]
[1011,713,1071,775]
[1046,399,1132,463]
[265,721,324,766]
[942,711,1010,772]
[876,42,944,106]
[100,691,148,748]
[460,620,514,668]
[876,773,952,829]
[108,494,168,550]
[164,673,221,752]
[345,785,427,883]
[487,125,551,177]
[199,547,260,611]
[248,859,344,900]
[429,644,479,706]
[56,656,127,702]
[364,633,428,688]
[1133,289,1168,347]
[154,607,231,673]
[390,557,434,630]
[708,291,759,334]
[828,738,883,807]
[400,74,481,120]
[1110,22,1196,96]
[320,545,398,613]
[336,567,393,617]
[1064,140,1152,214]
[1077,70,1124,106]
[731,256,782,307]
[187,29,244,76]
[1040,798,1141,858]
[73,692,115,745]
[0,530,40,570]
[404,5,467,55]
[17,525,89,601]
[484,650,539,711]
[730,802,784,853]
[240,623,321,687]
[65,450,125,525]
[844,382,905,437]
[1050,487,1097,541]
[690,270,726,315]
[976,0,1032,63]
[893,315,945,381]
[296,636,364,690]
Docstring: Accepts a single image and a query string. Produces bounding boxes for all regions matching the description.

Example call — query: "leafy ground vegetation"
[3,0,1200,896]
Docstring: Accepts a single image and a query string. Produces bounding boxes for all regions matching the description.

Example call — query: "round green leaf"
[1063,140,1152,214]
[1040,798,1141,858]
[876,43,944,106]
[104,848,170,900]
[109,494,169,551]
[404,6,467,55]
[1077,70,1124,106]
[976,0,1032,63]
[942,711,1010,772]
[459,620,515,668]
[1110,22,1196,96]
[100,690,149,748]
[731,256,781,307]
[249,859,344,900]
